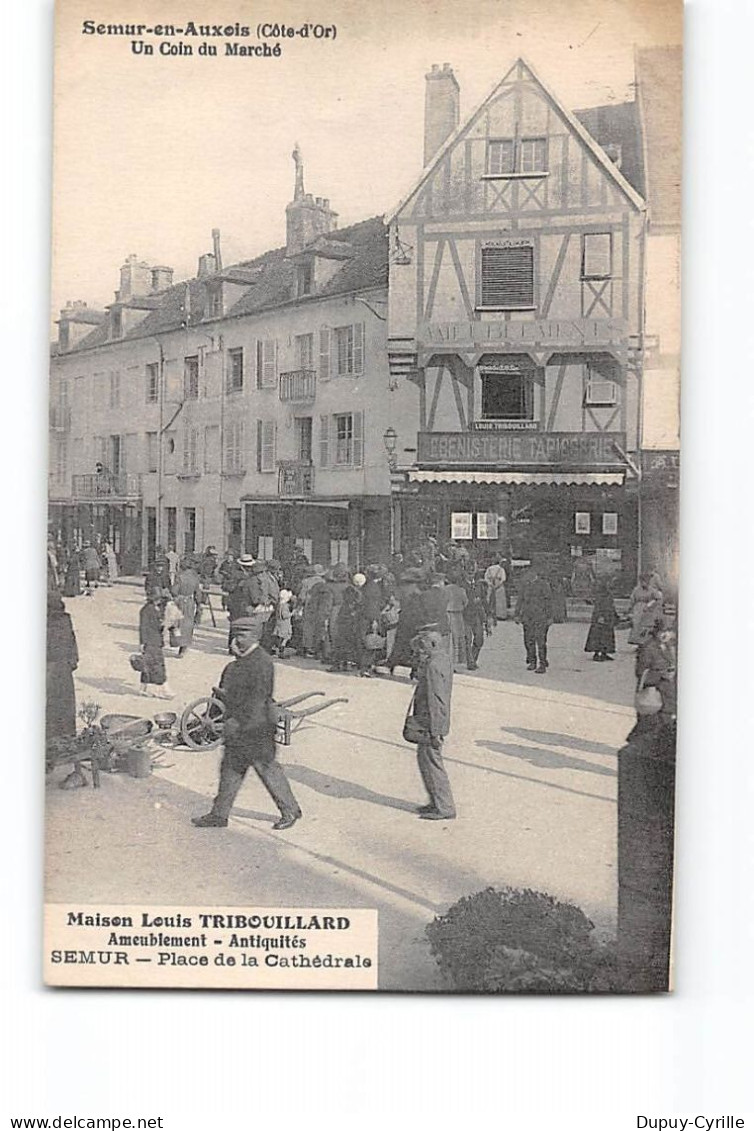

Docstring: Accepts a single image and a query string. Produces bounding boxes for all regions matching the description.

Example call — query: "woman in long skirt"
[62,548,81,597]
[172,558,203,657]
[46,592,78,749]
[627,573,663,645]
[139,591,173,697]
[584,580,617,661]
[445,574,469,668]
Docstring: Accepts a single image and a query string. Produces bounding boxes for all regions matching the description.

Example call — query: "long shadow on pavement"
[500,726,617,757]
[285,763,416,813]
[479,740,616,778]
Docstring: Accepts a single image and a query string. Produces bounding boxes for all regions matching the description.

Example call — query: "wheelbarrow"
[178,690,348,751]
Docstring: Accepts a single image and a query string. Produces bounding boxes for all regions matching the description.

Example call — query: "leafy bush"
[425,886,617,993]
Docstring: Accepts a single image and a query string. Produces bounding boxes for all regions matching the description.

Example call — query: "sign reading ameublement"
[417,431,626,467]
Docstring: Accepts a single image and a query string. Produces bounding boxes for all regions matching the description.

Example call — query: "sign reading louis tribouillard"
[44,906,378,989]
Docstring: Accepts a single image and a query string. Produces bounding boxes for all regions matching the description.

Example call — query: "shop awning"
[408,470,624,486]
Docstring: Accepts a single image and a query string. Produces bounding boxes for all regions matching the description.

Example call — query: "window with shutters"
[145,363,159,403]
[582,233,612,280]
[227,348,244,394]
[257,420,277,472]
[328,412,364,468]
[256,339,277,389]
[333,323,364,376]
[182,426,200,473]
[183,355,199,400]
[479,245,535,309]
[224,420,245,473]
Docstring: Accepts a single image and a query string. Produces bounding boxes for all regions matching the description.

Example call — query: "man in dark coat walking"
[408,628,456,820]
[515,567,553,674]
[192,617,301,831]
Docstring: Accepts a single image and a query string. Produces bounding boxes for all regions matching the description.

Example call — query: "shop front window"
[480,371,533,421]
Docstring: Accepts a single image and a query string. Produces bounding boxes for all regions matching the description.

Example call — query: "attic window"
[485,137,548,177]
[297,262,313,298]
[111,309,122,339]
[207,286,222,318]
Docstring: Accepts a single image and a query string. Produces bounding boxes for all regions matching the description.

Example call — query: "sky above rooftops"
[51,0,681,324]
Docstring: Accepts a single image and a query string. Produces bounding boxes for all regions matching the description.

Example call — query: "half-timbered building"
[386,59,647,586]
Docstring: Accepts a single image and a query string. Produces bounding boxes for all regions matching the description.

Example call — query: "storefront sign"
[417,431,626,467]
[420,318,626,349]
[476,513,499,540]
[451,512,473,539]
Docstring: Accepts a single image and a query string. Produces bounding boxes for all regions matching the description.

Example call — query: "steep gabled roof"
[386,56,645,223]
[57,216,387,354]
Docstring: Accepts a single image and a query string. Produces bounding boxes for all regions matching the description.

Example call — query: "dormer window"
[297,261,313,298]
[485,137,548,177]
[111,308,123,339]
[207,285,222,318]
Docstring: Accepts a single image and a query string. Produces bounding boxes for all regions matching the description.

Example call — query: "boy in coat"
[192,616,301,831]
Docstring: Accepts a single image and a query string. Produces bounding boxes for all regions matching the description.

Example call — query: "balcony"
[278,460,315,498]
[71,472,142,501]
[49,405,71,431]
[279,368,316,403]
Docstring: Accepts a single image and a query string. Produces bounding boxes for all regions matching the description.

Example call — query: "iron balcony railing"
[71,472,142,500]
[49,405,72,431]
[278,460,315,497]
[279,369,316,403]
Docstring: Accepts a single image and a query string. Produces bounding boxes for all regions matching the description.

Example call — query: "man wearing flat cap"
[192,616,302,831]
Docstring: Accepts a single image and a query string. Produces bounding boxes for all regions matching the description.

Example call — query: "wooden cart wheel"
[180,695,226,751]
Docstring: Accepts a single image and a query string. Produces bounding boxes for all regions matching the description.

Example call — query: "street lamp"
[382,426,398,471]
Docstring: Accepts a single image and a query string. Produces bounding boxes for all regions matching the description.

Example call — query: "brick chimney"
[117,254,151,300]
[424,63,460,165]
[197,253,217,278]
[285,143,338,256]
[150,266,174,291]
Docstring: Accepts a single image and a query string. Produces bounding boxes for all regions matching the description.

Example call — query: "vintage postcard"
[45,0,681,992]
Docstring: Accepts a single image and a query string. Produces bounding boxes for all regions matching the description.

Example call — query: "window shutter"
[480,246,534,308]
[319,415,329,467]
[256,340,263,389]
[353,323,364,375]
[319,329,331,381]
[264,340,277,387]
[260,420,276,472]
[352,411,364,467]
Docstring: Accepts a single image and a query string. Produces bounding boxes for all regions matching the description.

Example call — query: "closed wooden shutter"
[256,339,278,389]
[480,246,534,308]
[352,411,364,467]
[353,323,364,375]
[319,415,329,467]
[259,420,276,471]
[319,328,331,381]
